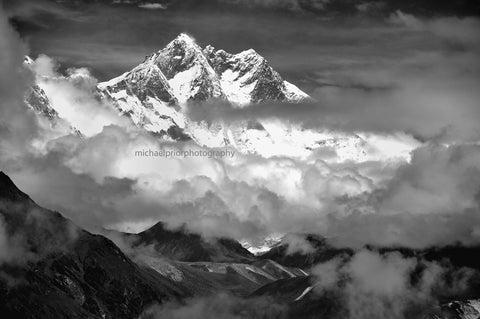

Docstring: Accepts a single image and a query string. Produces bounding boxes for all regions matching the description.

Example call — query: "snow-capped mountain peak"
[204,44,309,105]
[94,33,314,146]
[26,34,416,163]
[151,33,226,104]
[100,33,308,108]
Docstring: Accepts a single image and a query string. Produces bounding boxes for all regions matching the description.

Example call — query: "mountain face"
[118,221,309,296]
[23,57,80,137]
[259,234,354,269]
[97,33,309,147]
[128,221,255,263]
[0,171,188,319]
[100,33,309,106]
[204,45,307,104]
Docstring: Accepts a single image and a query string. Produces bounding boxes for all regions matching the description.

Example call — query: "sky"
[1,0,480,251]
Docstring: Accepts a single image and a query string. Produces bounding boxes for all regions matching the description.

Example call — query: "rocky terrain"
[1,171,479,318]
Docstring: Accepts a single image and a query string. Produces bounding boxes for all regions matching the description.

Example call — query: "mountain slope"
[129,221,256,263]
[0,171,188,319]
[0,172,310,319]
[204,45,309,104]
[123,221,309,296]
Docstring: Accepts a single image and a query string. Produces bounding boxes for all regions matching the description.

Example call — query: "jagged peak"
[175,33,196,44]
[100,33,309,107]
[165,33,200,51]
[238,48,260,57]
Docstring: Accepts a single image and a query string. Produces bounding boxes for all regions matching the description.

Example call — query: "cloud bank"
[1,4,480,253]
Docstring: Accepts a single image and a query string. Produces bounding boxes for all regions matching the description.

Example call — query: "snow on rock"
[33,33,417,163]
[294,286,313,301]
[204,45,309,105]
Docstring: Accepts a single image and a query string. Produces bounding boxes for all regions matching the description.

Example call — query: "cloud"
[173,14,480,143]
[2,3,480,253]
[326,143,480,248]
[389,11,480,47]
[282,233,316,255]
[0,215,29,265]
[312,250,475,319]
[0,197,81,268]
[0,4,40,160]
[140,293,287,319]
[31,55,132,137]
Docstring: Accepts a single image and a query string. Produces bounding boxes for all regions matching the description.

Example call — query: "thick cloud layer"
[1,3,480,252]
[326,144,480,248]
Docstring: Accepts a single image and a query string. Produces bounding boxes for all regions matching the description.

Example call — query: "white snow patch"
[283,80,309,102]
[294,286,313,301]
[219,69,257,106]
[168,66,201,104]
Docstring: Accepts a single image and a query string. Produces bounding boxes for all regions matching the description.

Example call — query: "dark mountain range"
[255,233,480,318]
[0,171,189,319]
[261,233,480,275]
[1,171,479,318]
[260,234,354,269]
[252,274,480,319]
[127,221,255,263]
[0,171,307,318]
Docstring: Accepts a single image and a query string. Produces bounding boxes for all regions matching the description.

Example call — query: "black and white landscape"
[1,1,480,318]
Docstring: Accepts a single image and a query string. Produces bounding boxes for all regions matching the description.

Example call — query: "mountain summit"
[95,33,316,149]
[100,33,308,107]
[28,34,381,161]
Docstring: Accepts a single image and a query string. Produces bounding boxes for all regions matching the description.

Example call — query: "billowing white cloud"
[1,5,480,252]
[32,55,132,137]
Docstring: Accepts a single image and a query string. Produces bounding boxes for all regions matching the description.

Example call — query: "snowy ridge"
[204,45,309,105]
[96,34,417,161]
[96,33,388,161]
[26,34,417,162]
[99,33,308,108]
[241,233,284,255]
[96,33,317,149]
